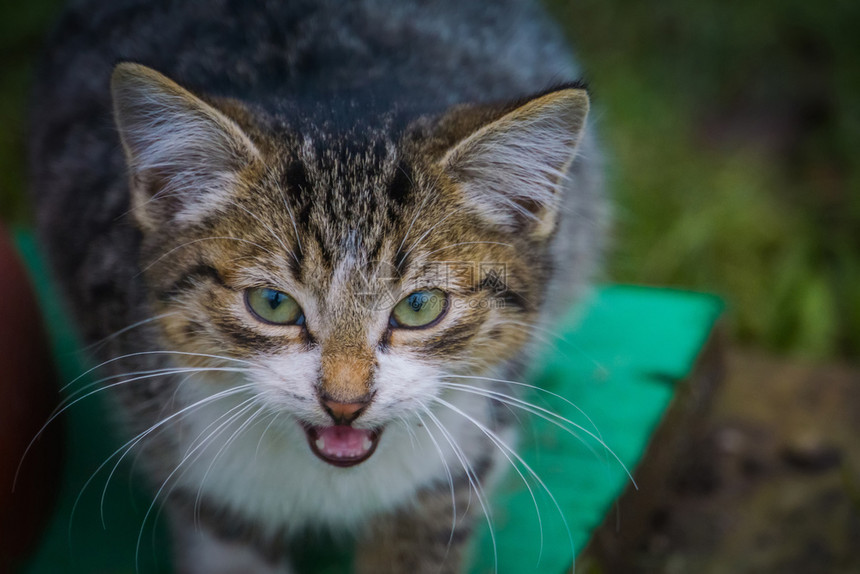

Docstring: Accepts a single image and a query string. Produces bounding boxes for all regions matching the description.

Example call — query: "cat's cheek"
[366,352,441,422]
[472,313,536,364]
[247,351,326,423]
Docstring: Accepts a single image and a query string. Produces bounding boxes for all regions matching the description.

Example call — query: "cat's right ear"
[438,86,589,239]
[111,63,261,232]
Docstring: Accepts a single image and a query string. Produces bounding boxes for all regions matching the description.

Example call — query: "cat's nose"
[320,392,372,425]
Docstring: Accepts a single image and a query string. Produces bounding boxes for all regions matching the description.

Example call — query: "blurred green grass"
[552,0,860,359]
[1,0,858,359]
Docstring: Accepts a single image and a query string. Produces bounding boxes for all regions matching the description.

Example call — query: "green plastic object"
[14,232,722,573]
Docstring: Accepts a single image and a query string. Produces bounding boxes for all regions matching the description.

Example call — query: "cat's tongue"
[305,425,381,467]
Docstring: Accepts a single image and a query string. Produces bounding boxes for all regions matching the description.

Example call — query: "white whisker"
[138,236,276,275]
[441,373,605,441]
[136,395,261,568]
[254,410,282,461]
[61,350,257,393]
[433,396,574,567]
[439,381,633,485]
[79,312,180,353]
[413,410,457,553]
[396,414,419,450]
[57,366,246,414]
[14,366,249,493]
[421,407,498,574]
[63,382,254,535]
[194,403,269,524]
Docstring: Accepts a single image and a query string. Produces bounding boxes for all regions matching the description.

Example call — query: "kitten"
[30,0,605,572]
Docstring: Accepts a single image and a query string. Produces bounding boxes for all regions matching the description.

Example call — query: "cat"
[29,0,605,572]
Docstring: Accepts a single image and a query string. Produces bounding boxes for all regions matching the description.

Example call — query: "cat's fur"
[30,0,605,572]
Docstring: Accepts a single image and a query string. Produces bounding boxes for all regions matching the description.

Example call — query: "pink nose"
[321,395,371,425]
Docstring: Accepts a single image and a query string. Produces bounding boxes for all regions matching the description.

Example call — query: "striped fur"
[30,1,606,572]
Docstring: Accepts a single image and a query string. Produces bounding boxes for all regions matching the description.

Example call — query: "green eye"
[245,288,304,325]
[390,289,448,329]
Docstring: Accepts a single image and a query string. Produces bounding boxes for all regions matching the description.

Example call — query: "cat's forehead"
[259,131,421,270]
[222,124,502,304]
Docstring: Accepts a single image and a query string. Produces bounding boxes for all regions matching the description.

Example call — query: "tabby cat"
[30,0,604,571]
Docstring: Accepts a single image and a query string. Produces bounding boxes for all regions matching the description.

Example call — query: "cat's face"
[112,63,588,467]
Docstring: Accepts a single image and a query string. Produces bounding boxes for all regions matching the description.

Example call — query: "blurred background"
[1,0,858,572]
[4,0,858,358]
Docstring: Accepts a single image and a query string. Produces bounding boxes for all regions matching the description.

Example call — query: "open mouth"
[303,424,382,467]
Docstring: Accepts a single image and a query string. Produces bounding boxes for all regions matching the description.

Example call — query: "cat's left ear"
[111,63,261,232]
[440,86,589,239]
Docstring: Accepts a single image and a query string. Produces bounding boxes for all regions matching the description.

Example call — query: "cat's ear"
[440,87,589,238]
[111,62,260,231]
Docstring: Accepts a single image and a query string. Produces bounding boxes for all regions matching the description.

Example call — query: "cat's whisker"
[440,373,606,442]
[79,311,181,353]
[420,407,498,574]
[495,318,567,344]
[150,397,266,543]
[412,410,457,550]
[440,395,548,562]
[437,381,633,484]
[138,236,277,275]
[254,410,283,461]
[136,395,262,568]
[129,372,204,477]
[486,319,557,350]
[57,366,246,413]
[431,396,575,568]
[14,366,250,493]
[179,394,257,460]
[183,399,264,535]
[168,370,204,413]
[98,383,259,528]
[440,382,569,441]
[49,367,246,432]
[62,382,255,535]
[396,414,419,450]
[193,403,270,524]
[61,349,258,393]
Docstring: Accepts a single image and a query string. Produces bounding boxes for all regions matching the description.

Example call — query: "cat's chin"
[302,423,382,468]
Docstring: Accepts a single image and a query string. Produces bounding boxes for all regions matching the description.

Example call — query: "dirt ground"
[581,348,860,573]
